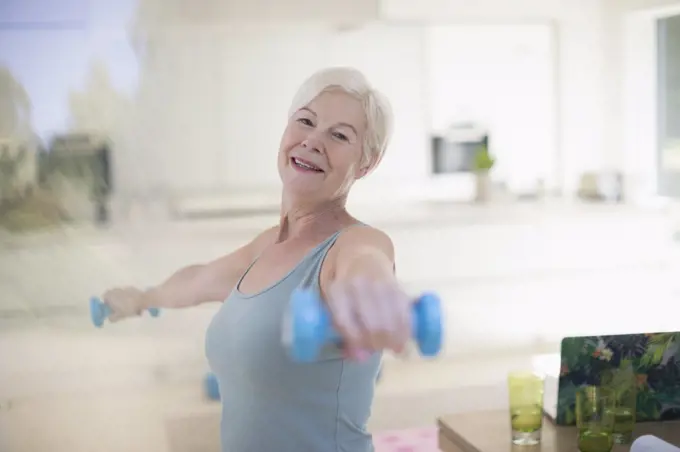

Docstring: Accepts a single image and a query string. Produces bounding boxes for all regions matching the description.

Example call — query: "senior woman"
[102,67,411,451]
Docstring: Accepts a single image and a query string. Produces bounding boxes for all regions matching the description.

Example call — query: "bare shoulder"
[207,225,278,270]
[189,225,281,303]
[250,225,279,252]
[333,224,395,261]
[319,224,395,291]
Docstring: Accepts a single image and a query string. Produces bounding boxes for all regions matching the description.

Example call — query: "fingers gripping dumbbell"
[89,296,161,328]
[285,288,443,362]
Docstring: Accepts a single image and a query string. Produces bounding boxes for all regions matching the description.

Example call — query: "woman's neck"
[278,194,350,241]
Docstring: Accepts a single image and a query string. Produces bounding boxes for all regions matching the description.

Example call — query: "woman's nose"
[301,137,323,153]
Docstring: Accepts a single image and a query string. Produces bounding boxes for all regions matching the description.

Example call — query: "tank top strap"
[298,222,366,290]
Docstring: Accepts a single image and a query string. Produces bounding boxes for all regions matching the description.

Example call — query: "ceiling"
[134,0,381,25]
[0,0,382,28]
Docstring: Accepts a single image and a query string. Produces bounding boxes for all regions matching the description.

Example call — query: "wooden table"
[438,410,680,452]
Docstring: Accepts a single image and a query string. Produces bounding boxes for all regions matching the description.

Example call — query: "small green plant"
[473,144,495,171]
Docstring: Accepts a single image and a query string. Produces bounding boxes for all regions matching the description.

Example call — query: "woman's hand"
[101,287,149,322]
[326,278,412,360]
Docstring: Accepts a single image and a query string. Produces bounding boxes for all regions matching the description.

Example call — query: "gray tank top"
[205,226,382,452]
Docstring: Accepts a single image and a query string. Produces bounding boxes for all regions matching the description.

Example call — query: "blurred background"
[1,0,680,450]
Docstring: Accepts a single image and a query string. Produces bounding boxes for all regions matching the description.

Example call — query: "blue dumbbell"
[89,296,161,328]
[286,287,443,362]
[204,372,220,401]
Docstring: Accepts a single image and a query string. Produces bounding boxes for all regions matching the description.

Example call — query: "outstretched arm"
[323,226,409,357]
[143,226,277,308]
[103,227,277,320]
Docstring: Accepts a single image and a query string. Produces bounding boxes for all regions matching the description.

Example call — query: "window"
[657,14,680,196]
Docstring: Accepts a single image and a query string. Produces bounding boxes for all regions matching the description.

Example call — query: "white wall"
[384,0,679,199]
[119,0,622,204]
[621,0,680,10]
[398,0,615,194]
[382,0,565,21]
[425,24,557,192]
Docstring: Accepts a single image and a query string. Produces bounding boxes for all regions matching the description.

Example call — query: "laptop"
[542,332,680,425]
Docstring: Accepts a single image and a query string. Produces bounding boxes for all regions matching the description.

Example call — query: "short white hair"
[288,67,393,172]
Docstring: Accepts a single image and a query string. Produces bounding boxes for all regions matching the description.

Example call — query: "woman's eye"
[333,132,349,141]
[297,118,313,126]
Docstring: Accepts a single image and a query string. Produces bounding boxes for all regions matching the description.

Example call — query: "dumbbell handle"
[287,288,443,362]
[89,297,160,328]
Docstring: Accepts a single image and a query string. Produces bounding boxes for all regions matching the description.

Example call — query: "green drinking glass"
[601,366,637,444]
[576,386,616,452]
[508,371,545,446]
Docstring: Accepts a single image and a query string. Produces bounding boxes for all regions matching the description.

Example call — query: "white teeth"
[293,158,320,171]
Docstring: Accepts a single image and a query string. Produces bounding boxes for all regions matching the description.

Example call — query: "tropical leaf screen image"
[556,332,680,425]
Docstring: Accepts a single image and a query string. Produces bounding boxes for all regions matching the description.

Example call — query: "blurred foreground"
[1,201,680,451]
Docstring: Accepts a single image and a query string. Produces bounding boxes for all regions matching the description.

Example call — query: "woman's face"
[278,90,368,203]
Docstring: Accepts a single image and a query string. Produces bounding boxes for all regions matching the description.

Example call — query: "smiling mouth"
[291,157,324,172]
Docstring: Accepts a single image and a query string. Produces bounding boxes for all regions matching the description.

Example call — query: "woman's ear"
[355,155,373,179]
[355,165,370,179]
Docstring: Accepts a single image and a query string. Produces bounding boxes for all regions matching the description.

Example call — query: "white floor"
[1,201,679,452]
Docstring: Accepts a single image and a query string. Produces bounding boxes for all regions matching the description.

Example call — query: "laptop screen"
[549,332,680,425]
